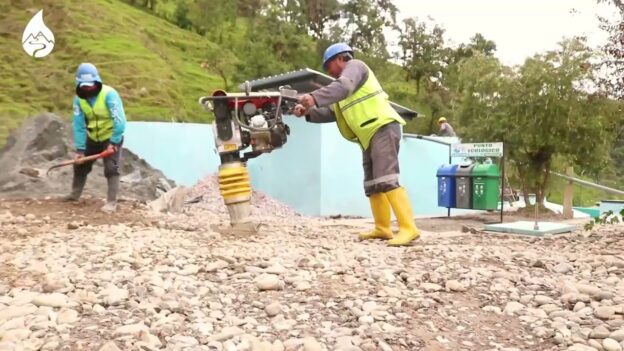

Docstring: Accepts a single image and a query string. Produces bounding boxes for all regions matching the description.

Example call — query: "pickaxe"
[46,149,115,176]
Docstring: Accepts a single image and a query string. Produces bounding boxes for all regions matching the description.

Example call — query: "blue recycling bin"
[437,164,458,208]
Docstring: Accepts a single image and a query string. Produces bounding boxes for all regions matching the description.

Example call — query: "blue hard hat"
[75,63,102,86]
[322,43,353,68]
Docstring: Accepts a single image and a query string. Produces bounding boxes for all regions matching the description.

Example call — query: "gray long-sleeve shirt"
[438,122,456,137]
[305,59,369,124]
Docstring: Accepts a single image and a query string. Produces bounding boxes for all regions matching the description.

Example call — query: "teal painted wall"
[246,116,323,216]
[123,122,220,187]
[124,119,467,217]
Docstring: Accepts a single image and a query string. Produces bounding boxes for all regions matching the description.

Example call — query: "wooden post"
[563,166,574,219]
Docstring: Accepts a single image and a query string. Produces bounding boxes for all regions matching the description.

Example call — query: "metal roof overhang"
[238,68,421,120]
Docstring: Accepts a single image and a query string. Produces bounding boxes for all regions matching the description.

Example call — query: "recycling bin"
[471,164,501,210]
[436,164,458,208]
[455,164,476,209]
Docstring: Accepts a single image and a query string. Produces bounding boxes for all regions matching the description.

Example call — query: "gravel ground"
[0,199,622,351]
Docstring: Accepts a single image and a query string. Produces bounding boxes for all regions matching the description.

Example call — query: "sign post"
[450,142,505,223]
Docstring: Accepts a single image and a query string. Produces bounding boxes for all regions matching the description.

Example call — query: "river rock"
[255,274,284,291]
[504,302,525,315]
[0,304,38,320]
[421,283,443,292]
[302,337,323,351]
[604,338,622,351]
[596,307,617,320]
[209,326,244,342]
[610,330,624,342]
[265,302,282,317]
[114,323,149,337]
[99,341,122,351]
[445,280,467,292]
[591,325,611,339]
[32,293,71,308]
[554,262,574,274]
[534,295,554,306]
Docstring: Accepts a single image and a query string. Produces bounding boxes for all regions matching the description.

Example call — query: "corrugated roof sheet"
[239,68,421,119]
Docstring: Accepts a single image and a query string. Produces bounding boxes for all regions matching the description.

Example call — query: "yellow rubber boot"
[385,187,421,246]
[359,193,393,240]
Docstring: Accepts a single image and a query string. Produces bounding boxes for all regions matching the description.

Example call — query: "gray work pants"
[74,138,123,179]
[362,122,401,196]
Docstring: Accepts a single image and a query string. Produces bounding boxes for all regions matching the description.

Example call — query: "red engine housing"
[212,90,279,111]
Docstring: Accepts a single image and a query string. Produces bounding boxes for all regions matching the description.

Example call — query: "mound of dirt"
[188,174,300,218]
[0,113,174,202]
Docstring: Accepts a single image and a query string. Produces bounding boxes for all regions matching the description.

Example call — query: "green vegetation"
[0,0,224,143]
[584,209,624,231]
[0,0,622,205]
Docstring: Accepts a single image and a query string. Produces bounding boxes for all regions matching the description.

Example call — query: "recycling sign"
[451,142,504,158]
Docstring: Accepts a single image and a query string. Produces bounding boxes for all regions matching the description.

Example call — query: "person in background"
[437,116,456,137]
[63,63,126,213]
[293,43,421,246]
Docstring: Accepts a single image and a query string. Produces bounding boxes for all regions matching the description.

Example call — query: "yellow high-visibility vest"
[78,85,114,142]
[333,64,405,150]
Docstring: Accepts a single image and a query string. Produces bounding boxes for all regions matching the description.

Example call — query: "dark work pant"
[74,138,123,179]
[362,122,401,196]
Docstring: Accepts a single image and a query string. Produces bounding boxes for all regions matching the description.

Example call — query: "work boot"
[62,174,87,202]
[101,175,119,213]
[359,192,393,240]
[385,187,421,246]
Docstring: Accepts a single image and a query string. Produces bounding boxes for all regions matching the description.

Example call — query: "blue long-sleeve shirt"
[72,88,126,152]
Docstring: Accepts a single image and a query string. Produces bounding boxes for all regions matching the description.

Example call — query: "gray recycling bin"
[455,164,476,209]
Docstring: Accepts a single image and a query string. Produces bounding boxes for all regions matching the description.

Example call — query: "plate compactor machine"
[198,83,298,228]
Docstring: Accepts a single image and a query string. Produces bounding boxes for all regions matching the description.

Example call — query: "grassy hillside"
[0,0,223,144]
[0,0,430,146]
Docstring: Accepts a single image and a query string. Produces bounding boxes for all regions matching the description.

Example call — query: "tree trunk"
[537,161,551,205]
[519,171,531,206]
[428,111,438,135]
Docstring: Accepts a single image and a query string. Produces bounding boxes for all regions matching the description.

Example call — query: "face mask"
[76,82,102,99]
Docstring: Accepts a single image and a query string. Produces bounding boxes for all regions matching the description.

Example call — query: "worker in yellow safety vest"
[294,43,420,246]
[63,63,126,213]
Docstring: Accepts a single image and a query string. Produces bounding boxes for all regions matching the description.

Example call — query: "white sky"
[390,0,617,66]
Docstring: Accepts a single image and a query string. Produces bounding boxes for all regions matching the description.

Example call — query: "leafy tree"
[468,33,496,56]
[228,15,317,84]
[306,0,342,39]
[595,0,624,182]
[442,33,496,94]
[190,0,237,37]
[423,82,452,134]
[456,39,613,205]
[331,0,399,59]
[173,0,193,30]
[596,0,624,98]
[202,47,239,90]
[264,0,340,40]
[398,17,446,94]
[236,0,268,17]
[123,0,158,11]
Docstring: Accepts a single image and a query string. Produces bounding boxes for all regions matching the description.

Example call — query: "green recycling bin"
[471,164,501,210]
